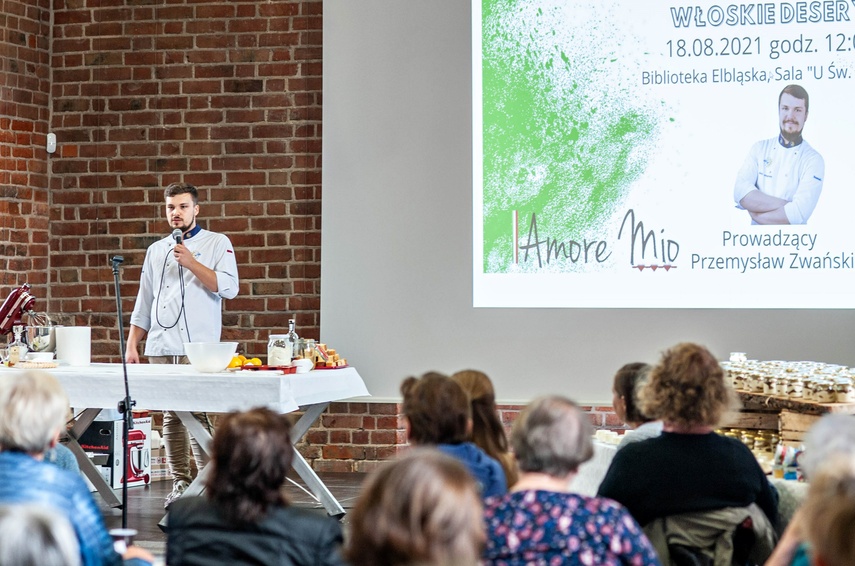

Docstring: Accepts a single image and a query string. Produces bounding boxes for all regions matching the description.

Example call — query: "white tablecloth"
[2,363,369,413]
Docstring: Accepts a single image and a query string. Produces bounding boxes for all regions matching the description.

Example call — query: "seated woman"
[166,407,345,566]
[766,414,855,566]
[401,372,507,498]
[0,503,81,566]
[598,343,777,561]
[483,395,660,565]
[345,448,485,566]
[800,455,855,566]
[610,362,662,449]
[451,369,518,487]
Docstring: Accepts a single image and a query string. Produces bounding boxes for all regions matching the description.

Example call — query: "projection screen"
[474,0,855,308]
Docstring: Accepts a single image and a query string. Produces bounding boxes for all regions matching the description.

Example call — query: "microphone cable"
[154,240,188,337]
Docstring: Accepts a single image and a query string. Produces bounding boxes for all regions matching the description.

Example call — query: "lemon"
[238,354,248,364]
[248,357,263,366]
[227,356,242,369]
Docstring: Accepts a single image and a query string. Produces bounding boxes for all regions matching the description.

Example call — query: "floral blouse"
[483,490,661,566]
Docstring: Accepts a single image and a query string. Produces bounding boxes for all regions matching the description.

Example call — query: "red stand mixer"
[0,283,36,336]
[125,428,151,485]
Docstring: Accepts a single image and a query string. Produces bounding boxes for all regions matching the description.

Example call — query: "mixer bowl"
[27,325,56,352]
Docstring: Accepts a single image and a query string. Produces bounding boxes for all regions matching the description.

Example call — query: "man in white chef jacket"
[733,84,824,225]
[126,182,239,508]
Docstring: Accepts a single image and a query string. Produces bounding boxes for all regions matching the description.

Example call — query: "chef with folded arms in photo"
[733,84,825,225]
[126,182,239,509]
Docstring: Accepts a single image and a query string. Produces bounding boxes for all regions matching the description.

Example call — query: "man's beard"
[780,124,803,143]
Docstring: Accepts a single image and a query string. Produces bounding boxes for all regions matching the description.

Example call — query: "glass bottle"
[287,319,299,356]
[8,325,28,366]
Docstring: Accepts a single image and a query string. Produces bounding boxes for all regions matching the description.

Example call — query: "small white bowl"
[293,358,314,374]
[26,351,55,362]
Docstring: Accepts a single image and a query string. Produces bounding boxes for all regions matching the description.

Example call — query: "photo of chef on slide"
[733,84,824,225]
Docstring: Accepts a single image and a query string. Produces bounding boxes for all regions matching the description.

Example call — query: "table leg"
[67,408,122,508]
[160,402,345,530]
[290,402,346,518]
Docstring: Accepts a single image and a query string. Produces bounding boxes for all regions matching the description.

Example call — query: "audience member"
[451,369,518,487]
[0,503,81,566]
[0,370,153,566]
[345,448,485,566]
[45,442,81,473]
[401,372,507,498]
[800,456,855,566]
[166,407,345,566]
[482,395,661,565]
[610,362,662,449]
[765,414,855,566]
[598,343,777,563]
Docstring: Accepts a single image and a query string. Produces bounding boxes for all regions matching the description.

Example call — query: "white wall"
[321,0,855,403]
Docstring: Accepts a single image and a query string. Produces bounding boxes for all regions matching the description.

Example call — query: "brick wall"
[1,1,621,472]
[295,401,625,472]
[0,0,51,294]
[47,0,323,358]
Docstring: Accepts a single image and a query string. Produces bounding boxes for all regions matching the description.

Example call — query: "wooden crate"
[779,409,821,445]
[727,410,779,431]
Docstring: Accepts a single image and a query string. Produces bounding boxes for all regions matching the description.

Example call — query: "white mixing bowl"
[183,342,238,373]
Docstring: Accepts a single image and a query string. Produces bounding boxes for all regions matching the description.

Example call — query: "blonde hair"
[0,504,81,566]
[802,456,855,566]
[0,371,69,454]
[639,343,739,428]
[345,449,485,566]
[451,370,518,487]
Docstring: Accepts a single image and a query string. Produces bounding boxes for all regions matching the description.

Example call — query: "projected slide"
[473,0,855,308]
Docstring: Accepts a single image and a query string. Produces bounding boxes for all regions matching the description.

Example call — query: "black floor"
[97,472,367,564]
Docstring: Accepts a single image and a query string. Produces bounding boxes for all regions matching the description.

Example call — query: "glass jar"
[7,325,28,366]
[267,334,292,367]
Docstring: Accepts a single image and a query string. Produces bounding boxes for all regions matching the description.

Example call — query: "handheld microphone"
[172,228,183,245]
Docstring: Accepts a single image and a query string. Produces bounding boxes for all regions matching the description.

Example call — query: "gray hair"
[511,396,594,477]
[0,504,81,566]
[802,414,855,479]
[0,371,69,454]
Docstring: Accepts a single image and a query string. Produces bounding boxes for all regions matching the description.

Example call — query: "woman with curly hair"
[598,343,778,530]
[451,369,518,487]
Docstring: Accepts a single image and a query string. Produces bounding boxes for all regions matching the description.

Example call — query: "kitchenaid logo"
[516,209,680,270]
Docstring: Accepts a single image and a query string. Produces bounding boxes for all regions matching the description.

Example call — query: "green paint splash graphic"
[482,0,662,273]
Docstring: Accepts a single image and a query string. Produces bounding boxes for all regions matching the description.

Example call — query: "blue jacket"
[0,451,138,566]
[437,442,507,499]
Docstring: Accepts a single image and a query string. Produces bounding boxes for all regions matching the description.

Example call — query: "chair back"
[643,505,775,566]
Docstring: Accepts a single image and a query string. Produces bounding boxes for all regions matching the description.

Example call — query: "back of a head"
[401,373,470,445]
[639,342,736,429]
[205,407,293,524]
[612,362,653,424]
[0,504,81,566]
[345,449,484,566]
[511,395,594,478]
[802,456,855,566]
[450,369,510,455]
[0,371,69,454]
[802,414,855,480]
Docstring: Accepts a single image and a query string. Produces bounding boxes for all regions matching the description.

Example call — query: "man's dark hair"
[779,84,809,113]
[164,182,199,205]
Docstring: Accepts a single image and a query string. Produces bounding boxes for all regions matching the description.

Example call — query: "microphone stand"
[111,255,135,529]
